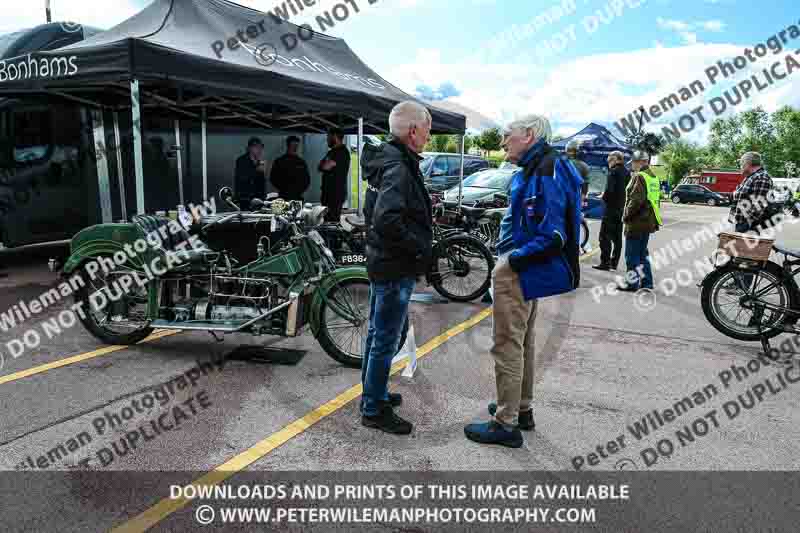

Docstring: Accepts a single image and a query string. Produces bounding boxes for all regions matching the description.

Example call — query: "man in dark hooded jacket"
[358,101,432,436]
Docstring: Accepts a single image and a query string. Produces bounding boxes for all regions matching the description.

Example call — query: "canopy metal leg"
[174,119,184,206]
[202,106,208,200]
[131,79,145,214]
[458,135,465,212]
[90,108,113,223]
[113,111,127,222]
[357,117,363,214]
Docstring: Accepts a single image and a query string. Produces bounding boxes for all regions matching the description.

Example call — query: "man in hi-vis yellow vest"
[618,150,661,292]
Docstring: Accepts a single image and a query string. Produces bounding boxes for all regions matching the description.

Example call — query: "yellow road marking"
[112,307,494,533]
[112,238,632,531]
[0,330,179,386]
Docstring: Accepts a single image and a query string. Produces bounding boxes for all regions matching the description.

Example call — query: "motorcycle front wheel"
[74,257,154,345]
[317,277,409,368]
[700,262,794,341]
[430,234,494,302]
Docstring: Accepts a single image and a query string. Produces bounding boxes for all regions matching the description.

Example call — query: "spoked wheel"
[430,234,494,302]
[701,263,795,341]
[317,277,409,368]
[580,219,590,249]
[74,258,153,345]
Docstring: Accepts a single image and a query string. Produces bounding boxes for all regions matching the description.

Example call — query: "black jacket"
[234,153,266,204]
[320,144,350,207]
[270,153,310,200]
[603,164,629,215]
[362,138,432,281]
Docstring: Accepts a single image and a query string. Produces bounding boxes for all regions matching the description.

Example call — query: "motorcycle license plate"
[338,254,366,265]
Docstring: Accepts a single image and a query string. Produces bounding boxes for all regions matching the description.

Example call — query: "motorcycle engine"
[162,274,277,324]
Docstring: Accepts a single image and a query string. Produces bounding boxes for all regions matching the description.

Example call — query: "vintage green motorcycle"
[60,188,405,368]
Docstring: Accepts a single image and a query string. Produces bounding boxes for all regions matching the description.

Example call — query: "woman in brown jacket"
[619,151,661,292]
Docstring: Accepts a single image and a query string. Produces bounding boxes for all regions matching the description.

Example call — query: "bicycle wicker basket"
[717,232,774,262]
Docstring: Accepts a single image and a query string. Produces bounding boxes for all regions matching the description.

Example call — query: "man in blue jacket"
[465,114,582,448]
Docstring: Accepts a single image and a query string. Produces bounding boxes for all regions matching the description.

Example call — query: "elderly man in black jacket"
[358,101,432,435]
[594,150,629,271]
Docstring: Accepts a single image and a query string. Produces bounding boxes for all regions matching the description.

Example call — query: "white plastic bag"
[393,325,418,378]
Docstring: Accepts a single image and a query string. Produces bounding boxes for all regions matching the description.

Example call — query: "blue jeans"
[360,278,415,417]
[624,233,654,289]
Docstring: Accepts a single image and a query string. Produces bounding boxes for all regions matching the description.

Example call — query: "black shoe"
[388,392,402,407]
[592,264,612,271]
[617,284,639,292]
[362,404,413,435]
[487,402,535,431]
[464,420,523,448]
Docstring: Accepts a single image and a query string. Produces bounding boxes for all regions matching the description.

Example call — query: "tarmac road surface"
[0,204,799,532]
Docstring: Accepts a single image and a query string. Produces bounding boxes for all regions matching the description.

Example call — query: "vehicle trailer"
[0,23,104,250]
[680,169,743,201]
[0,23,335,255]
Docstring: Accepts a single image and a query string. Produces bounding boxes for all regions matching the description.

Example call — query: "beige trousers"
[490,255,538,426]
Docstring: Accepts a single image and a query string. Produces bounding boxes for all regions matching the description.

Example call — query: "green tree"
[477,127,502,155]
[626,131,665,160]
[660,139,703,187]
[429,134,450,153]
[464,134,474,153]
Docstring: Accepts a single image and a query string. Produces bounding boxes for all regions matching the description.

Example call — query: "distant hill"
[429,100,499,133]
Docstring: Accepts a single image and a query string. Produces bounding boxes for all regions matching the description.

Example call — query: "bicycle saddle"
[460,206,487,219]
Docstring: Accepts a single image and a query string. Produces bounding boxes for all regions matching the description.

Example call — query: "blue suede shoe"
[464,420,523,448]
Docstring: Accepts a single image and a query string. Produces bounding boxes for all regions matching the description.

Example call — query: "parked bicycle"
[317,208,494,303]
[700,232,800,359]
[433,192,590,256]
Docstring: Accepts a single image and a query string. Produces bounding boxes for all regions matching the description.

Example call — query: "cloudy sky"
[4,0,799,142]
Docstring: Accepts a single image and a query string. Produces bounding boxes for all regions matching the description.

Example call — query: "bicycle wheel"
[430,234,494,302]
[700,262,794,341]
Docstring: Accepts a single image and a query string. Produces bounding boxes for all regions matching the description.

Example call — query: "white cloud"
[701,20,726,32]
[386,42,800,143]
[656,17,727,45]
[657,18,692,32]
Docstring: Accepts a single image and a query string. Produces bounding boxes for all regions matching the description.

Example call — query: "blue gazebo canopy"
[552,123,633,168]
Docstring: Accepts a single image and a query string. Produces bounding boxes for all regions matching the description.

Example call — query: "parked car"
[420,152,490,192]
[441,167,514,205]
[670,184,730,206]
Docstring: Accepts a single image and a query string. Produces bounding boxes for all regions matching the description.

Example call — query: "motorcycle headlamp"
[301,205,328,227]
[271,199,288,215]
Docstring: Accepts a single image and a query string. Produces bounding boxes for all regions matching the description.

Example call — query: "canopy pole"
[174,119,184,206]
[131,79,145,214]
[357,117,364,215]
[458,135,465,212]
[113,111,127,222]
[91,108,113,223]
[202,106,208,200]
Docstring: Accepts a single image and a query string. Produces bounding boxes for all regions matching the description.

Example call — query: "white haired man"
[359,101,432,435]
[464,114,582,448]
